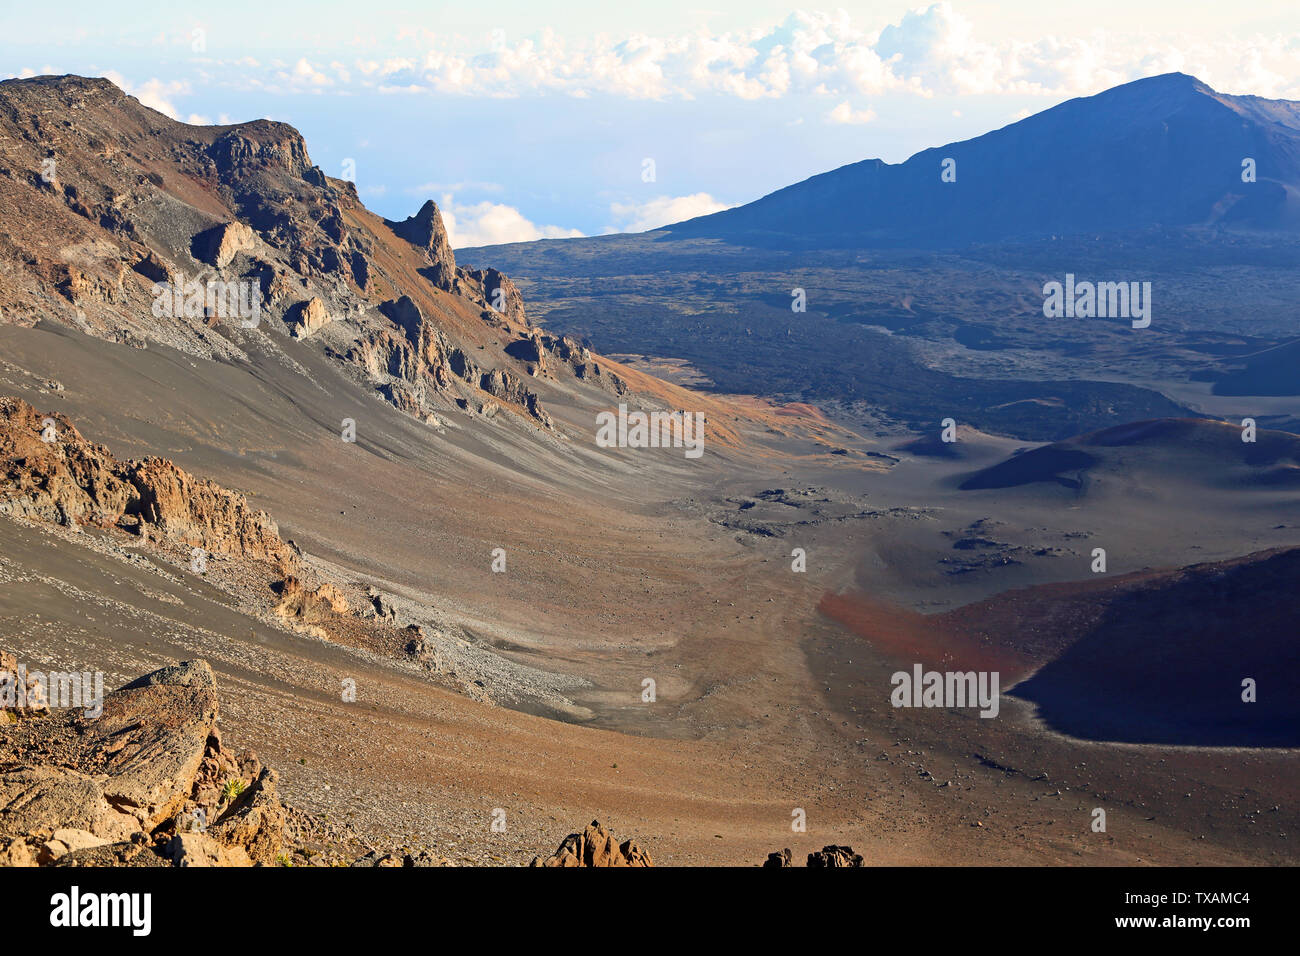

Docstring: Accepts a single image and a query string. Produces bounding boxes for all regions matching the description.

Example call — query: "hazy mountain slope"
[666,73,1300,248]
[470,75,1300,440]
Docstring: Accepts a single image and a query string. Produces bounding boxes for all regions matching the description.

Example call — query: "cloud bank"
[129,4,1300,102]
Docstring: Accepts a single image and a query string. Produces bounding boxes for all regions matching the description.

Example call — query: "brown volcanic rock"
[288,296,330,339]
[0,650,48,718]
[165,831,253,867]
[206,766,286,865]
[0,837,37,867]
[0,661,228,844]
[365,296,554,427]
[87,661,220,830]
[195,220,257,268]
[530,820,654,867]
[0,658,295,867]
[209,121,318,181]
[806,845,864,867]
[0,396,289,564]
[760,845,863,867]
[120,456,288,562]
[0,398,134,527]
[458,266,526,323]
[385,199,458,288]
[274,575,350,626]
[0,766,137,843]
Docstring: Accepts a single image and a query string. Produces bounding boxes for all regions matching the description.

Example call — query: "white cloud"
[607,193,734,233]
[90,6,1300,105]
[408,180,503,195]
[827,101,877,124]
[290,58,332,87]
[440,195,583,248]
[102,71,191,119]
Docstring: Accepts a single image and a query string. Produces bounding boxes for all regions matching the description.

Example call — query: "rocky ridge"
[0,74,627,435]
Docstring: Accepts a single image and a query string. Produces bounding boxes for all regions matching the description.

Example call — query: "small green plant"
[220,777,247,803]
[275,853,293,867]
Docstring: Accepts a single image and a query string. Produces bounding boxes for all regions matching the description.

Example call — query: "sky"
[4,1,1300,247]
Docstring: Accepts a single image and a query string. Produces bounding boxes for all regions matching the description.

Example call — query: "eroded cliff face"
[0,74,626,433]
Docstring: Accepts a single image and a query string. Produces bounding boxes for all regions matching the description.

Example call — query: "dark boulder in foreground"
[762,844,864,867]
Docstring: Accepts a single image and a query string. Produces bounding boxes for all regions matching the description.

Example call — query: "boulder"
[288,297,329,339]
[42,828,108,862]
[530,820,654,867]
[0,766,138,842]
[0,650,48,717]
[165,832,253,867]
[806,845,864,867]
[0,658,296,868]
[195,221,257,269]
[207,766,286,865]
[52,837,165,867]
[275,576,350,626]
[87,661,219,830]
[0,837,36,867]
[365,586,398,622]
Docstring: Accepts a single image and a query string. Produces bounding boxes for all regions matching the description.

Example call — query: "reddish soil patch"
[818,590,1033,679]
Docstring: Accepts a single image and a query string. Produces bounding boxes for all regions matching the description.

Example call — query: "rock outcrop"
[0,397,290,565]
[210,122,317,181]
[760,844,865,867]
[91,661,221,830]
[194,221,257,268]
[458,266,526,324]
[288,296,330,339]
[0,658,290,867]
[0,650,48,719]
[364,296,554,427]
[385,200,457,289]
[274,576,350,624]
[806,845,864,867]
[530,820,654,867]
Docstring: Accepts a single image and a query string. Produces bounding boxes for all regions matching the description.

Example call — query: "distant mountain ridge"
[666,73,1300,248]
